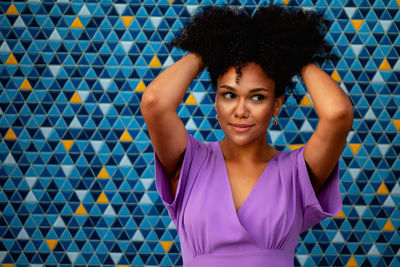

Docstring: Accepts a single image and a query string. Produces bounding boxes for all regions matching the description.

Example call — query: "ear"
[273,95,284,116]
[214,89,218,112]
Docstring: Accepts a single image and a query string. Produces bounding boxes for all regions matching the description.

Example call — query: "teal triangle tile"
[90,4,105,16]
[366,11,379,23]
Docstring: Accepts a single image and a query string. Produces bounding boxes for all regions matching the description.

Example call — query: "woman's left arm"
[300,63,354,195]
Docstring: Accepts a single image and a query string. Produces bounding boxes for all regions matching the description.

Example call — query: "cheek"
[254,104,275,120]
[215,98,230,112]
[216,103,228,118]
[257,108,272,120]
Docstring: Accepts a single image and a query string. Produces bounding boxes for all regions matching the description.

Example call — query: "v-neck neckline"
[216,141,280,215]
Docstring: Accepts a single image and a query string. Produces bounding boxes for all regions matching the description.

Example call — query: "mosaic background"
[0,0,399,266]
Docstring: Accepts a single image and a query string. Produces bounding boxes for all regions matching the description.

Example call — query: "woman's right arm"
[140,52,205,198]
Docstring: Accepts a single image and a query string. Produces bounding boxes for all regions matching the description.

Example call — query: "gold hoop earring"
[216,114,218,120]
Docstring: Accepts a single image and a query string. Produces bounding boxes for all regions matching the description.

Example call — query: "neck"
[219,135,274,163]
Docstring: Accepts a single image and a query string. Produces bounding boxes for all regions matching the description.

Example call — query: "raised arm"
[140,52,205,198]
[142,52,205,111]
[300,63,353,195]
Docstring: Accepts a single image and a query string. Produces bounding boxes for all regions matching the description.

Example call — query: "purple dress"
[154,130,342,266]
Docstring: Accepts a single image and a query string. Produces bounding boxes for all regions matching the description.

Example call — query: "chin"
[224,134,256,146]
[224,127,267,144]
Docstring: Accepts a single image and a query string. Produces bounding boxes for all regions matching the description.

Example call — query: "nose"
[234,98,249,118]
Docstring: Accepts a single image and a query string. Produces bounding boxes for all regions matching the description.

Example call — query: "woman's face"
[215,62,283,146]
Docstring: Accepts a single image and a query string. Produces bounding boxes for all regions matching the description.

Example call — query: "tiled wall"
[0,0,399,266]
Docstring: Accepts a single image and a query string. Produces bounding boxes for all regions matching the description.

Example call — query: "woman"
[140,4,353,266]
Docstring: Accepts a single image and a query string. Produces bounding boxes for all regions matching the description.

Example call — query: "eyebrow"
[219,85,271,93]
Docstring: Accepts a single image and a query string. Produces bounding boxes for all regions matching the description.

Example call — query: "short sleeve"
[153,129,208,222]
[294,146,342,233]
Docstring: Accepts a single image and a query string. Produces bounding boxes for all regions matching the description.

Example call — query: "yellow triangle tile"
[349,144,361,155]
[62,140,74,152]
[289,144,304,151]
[75,203,88,215]
[397,0,400,6]
[70,92,82,103]
[283,0,290,4]
[331,70,341,82]
[149,56,162,67]
[300,95,312,106]
[98,167,110,179]
[168,0,174,3]
[379,58,391,70]
[3,264,14,267]
[4,128,16,140]
[97,192,109,203]
[120,130,133,142]
[160,241,173,252]
[185,93,197,105]
[20,78,32,90]
[71,17,84,28]
[351,20,363,31]
[117,266,130,267]
[7,3,19,15]
[46,240,58,251]
[346,255,358,267]
[393,120,400,131]
[6,54,18,65]
[383,220,395,231]
[135,80,146,92]
[377,182,389,194]
[334,209,345,218]
[121,16,134,27]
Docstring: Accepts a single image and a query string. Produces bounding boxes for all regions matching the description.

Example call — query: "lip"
[230,123,253,132]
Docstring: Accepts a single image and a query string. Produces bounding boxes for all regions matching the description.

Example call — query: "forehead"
[217,62,276,91]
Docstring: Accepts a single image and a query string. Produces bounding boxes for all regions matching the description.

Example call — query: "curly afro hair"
[168,4,339,99]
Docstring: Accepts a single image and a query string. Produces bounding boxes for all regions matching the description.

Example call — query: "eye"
[252,95,265,101]
[222,92,235,99]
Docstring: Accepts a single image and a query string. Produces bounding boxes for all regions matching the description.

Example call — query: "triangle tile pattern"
[0,0,399,266]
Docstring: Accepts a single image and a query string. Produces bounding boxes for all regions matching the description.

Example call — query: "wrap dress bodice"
[154,130,342,266]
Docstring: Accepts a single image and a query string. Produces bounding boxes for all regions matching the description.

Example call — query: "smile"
[230,124,253,132]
